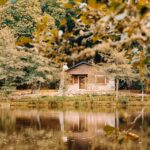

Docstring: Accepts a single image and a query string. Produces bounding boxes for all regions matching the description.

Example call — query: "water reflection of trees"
[0,110,115,132]
[0,108,149,150]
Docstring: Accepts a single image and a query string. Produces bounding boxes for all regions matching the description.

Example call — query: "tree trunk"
[141,108,144,127]
[31,83,36,94]
[115,109,119,139]
[116,78,119,101]
[59,71,65,96]
[141,81,144,102]
[126,78,131,90]
[37,81,41,94]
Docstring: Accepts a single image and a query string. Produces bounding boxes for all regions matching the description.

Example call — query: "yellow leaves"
[137,0,150,5]
[87,0,96,6]
[147,82,150,91]
[104,125,115,135]
[125,132,139,142]
[41,14,53,26]
[74,0,106,11]
[16,37,32,46]
[0,0,8,5]
[50,29,59,38]
[60,19,67,26]
[80,15,93,25]
[88,0,103,9]
[92,35,100,42]
[34,14,55,42]
[141,12,150,36]
[64,3,73,9]
[74,0,82,2]
[33,14,60,55]
[63,32,73,39]
[108,1,126,16]
[36,14,55,35]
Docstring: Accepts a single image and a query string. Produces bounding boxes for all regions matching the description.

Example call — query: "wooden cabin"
[66,61,115,95]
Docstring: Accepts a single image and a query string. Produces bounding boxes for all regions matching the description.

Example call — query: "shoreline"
[0,94,150,109]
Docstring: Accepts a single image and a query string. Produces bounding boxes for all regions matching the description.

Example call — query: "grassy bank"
[0,95,150,109]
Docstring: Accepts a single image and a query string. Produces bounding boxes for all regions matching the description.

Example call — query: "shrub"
[118,97,128,105]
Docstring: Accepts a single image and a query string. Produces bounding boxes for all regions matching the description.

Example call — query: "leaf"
[16,37,32,46]
[74,0,82,2]
[118,137,124,144]
[80,16,92,25]
[104,125,115,135]
[138,0,149,5]
[64,3,73,9]
[125,132,139,141]
[88,0,97,8]
[51,29,59,38]
[0,0,8,5]
[92,35,100,42]
[115,12,127,21]
[60,19,67,26]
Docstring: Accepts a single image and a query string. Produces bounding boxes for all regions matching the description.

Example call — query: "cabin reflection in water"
[0,109,149,150]
[11,110,115,132]
[4,110,149,131]
[0,110,115,150]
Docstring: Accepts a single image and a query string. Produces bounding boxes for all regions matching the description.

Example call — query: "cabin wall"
[67,85,115,94]
[67,79,115,95]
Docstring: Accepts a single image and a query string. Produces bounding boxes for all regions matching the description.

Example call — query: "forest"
[0,0,150,97]
[0,1,150,149]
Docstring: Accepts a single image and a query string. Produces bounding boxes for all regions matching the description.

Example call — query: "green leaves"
[0,0,41,38]
[104,124,140,143]
[118,137,124,144]
[104,125,115,135]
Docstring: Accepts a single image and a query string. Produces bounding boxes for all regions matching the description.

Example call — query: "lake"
[0,106,149,150]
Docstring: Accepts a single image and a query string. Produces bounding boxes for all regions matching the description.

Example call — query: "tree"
[0,27,59,95]
[101,50,133,101]
[33,1,94,65]
[0,28,25,96]
[0,0,41,38]
[31,0,149,97]
[67,0,150,96]
[131,47,150,101]
[17,47,59,94]
[40,0,66,26]
[1,0,149,96]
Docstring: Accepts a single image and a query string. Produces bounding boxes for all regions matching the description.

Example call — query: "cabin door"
[79,75,87,89]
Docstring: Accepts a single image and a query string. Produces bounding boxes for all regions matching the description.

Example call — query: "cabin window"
[95,75,106,84]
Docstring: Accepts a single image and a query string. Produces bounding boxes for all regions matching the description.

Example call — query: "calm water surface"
[0,106,149,150]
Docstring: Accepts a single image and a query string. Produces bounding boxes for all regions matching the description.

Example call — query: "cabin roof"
[67,61,91,71]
